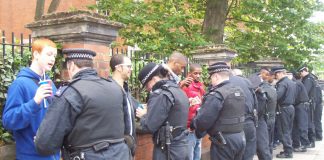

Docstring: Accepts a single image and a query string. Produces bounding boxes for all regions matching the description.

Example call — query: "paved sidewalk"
[254,120,324,159]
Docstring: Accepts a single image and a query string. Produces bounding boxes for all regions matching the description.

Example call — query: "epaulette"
[208,90,224,101]
[153,83,175,106]
[55,77,81,97]
[153,88,162,94]
[55,86,69,97]
[100,77,112,82]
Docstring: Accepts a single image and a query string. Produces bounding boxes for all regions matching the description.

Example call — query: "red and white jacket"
[182,81,205,129]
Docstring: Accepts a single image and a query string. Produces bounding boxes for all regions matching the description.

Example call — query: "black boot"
[276,152,293,158]
[307,142,315,148]
[293,146,307,152]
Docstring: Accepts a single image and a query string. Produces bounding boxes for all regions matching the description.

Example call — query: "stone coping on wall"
[26,10,125,45]
[26,10,125,29]
[191,44,237,54]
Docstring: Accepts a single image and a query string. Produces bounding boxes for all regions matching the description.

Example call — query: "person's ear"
[116,65,122,72]
[33,51,40,60]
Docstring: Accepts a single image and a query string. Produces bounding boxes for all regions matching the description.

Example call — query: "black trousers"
[210,131,246,160]
[153,132,189,160]
[308,103,316,143]
[314,102,323,139]
[277,105,295,154]
[256,118,272,160]
[242,120,256,160]
[267,118,275,155]
[292,103,309,147]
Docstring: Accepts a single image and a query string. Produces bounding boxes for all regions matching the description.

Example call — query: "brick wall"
[0,0,96,40]
[134,133,210,159]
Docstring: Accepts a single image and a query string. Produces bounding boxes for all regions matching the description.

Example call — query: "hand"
[190,121,196,131]
[189,96,201,106]
[136,104,147,118]
[180,77,193,88]
[34,84,52,105]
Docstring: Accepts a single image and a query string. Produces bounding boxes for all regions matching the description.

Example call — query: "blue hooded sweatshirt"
[2,67,60,160]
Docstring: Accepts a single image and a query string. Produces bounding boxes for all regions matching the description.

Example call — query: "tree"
[92,0,208,56]
[93,0,324,68]
[226,0,324,68]
[202,0,227,44]
[35,0,61,20]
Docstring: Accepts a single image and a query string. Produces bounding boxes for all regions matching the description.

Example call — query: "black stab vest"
[66,78,125,147]
[158,83,189,128]
[208,83,245,134]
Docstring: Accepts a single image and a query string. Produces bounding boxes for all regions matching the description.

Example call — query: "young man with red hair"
[3,38,59,160]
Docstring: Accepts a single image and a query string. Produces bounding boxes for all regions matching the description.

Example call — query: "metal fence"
[110,48,191,101]
[1,31,32,68]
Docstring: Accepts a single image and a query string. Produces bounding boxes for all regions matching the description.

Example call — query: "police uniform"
[292,79,309,151]
[138,63,190,160]
[259,81,277,155]
[229,75,257,160]
[193,62,246,160]
[255,86,272,160]
[272,66,295,158]
[299,67,317,147]
[314,84,323,140]
[35,49,130,160]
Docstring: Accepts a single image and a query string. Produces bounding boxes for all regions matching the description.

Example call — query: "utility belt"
[209,131,227,147]
[276,104,293,115]
[264,113,276,120]
[245,109,258,127]
[154,125,186,149]
[295,102,310,107]
[279,104,293,108]
[63,138,125,160]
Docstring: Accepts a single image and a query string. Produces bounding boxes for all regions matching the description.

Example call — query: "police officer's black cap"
[63,48,96,61]
[207,62,230,75]
[138,62,163,86]
[270,66,286,74]
[297,65,307,72]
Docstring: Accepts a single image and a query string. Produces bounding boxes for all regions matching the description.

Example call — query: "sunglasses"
[118,64,132,69]
[192,72,202,75]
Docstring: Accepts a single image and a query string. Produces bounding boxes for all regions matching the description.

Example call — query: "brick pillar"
[191,44,237,66]
[26,10,124,79]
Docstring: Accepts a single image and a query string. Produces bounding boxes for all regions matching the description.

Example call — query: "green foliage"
[91,0,208,56]
[92,0,324,70]
[226,0,324,69]
[0,46,31,145]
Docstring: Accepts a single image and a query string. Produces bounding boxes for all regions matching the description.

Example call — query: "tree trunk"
[202,0,228,44]
[48,0,61,13]
[35,0,45,20]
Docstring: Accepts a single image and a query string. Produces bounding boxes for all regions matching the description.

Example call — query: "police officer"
[314,83,323,140]
[192,62,246,160]
[259,68,277,155]
[229,69,257,160]
[255,69,272,160]
[35,49,131,160]
[287,73,309,152]
[136,63,189,160]
[298,66,317,147]
[271,66,295,158]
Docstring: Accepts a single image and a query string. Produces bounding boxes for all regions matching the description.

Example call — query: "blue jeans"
[187,131,201,160]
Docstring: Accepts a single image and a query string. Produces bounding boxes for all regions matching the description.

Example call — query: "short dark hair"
[70,59,93,68]
[110,54,125,72]
[189,63,201,72]
[216,70,230,77]
[169,51,187,64]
